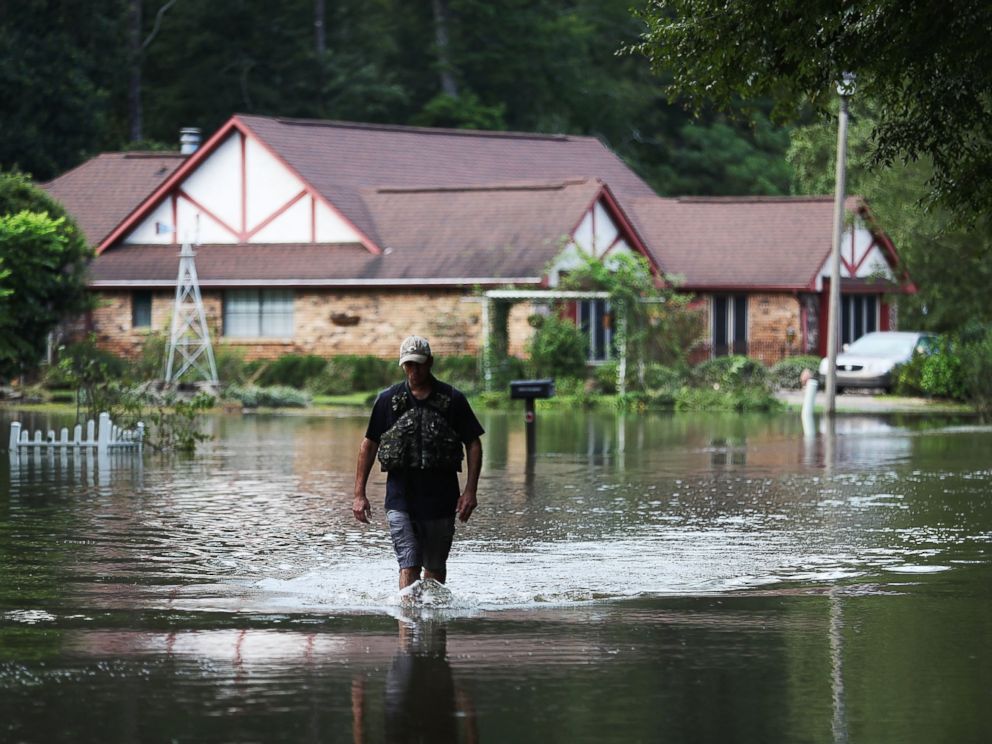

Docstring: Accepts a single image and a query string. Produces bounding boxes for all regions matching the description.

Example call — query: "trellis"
[481,289,628,394]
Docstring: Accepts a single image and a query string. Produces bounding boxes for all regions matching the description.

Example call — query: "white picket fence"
[8,412,144,455]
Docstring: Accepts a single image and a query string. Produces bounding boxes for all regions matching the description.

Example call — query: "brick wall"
[747,293,803,365]
[86,288,542,362]
[688,292,804,366]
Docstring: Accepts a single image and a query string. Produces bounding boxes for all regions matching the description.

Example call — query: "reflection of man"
[353,335,484,589]
[352,620,478,744]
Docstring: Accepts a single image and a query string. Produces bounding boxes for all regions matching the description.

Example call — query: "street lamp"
[824,72,856,415]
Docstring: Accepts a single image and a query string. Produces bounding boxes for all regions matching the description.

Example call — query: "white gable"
[547,199,636,287]
[814,222,895,291]
[123,130,363,246]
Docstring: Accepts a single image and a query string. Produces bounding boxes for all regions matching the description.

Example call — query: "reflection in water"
[354,614,477,744]
[2,408,991,743]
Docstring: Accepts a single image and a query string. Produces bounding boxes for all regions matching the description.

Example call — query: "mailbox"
[510,379,555,400]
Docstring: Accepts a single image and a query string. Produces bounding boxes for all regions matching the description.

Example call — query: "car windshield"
[845,333,918,357]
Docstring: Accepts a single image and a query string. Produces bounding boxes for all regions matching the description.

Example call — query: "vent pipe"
[179,127,201,155]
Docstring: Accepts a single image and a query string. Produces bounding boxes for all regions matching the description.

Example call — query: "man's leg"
[420,516,455,585]
[387,510,423,589]
[399,567,421,589]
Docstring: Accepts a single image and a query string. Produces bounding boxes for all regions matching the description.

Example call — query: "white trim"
[90,277,545,289]
[485,289,609,300]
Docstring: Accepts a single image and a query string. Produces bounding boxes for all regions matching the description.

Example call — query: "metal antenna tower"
[164,240,218,385]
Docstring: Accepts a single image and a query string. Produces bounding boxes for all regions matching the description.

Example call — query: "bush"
[224,384,310,408]
[485,355,528,390]
[769,355,821,390]
[960,331,992,412]
[433,354,480,390]
[691,355,769,390]
[593,361,618,394]
[642,363,687,391]
[897,339,967,400]
[307,354,396,395]
[675,386,780,412]
[527,314,587,379]
[254,354,328,389]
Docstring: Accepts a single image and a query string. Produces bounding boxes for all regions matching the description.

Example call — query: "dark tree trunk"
[128,0,143,142]
[431,0,458,98]
[314,0,326,58]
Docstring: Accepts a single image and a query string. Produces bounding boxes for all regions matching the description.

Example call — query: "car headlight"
[818,358,827,375]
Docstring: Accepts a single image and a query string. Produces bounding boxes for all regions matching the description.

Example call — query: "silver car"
[817,331,938,392]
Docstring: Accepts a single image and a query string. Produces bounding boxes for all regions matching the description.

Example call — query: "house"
[42,114,914,367]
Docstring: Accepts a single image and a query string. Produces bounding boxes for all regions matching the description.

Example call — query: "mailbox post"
[510,379,555,458]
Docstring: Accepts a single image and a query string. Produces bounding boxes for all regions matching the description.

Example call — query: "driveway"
[775,388,971,414]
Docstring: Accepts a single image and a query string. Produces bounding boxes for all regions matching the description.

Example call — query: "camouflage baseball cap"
[398,335,432,366]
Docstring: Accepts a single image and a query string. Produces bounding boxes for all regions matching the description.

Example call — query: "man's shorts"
[386,510,456,573]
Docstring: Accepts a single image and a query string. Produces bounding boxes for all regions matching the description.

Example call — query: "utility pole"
[825,72,856,415]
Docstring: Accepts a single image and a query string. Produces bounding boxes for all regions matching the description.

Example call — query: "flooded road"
[2,408,990,742]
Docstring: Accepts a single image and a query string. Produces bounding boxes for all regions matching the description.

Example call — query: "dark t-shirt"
[365,378,484,519]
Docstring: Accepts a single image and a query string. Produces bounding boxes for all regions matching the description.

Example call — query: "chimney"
[179,127,201,155]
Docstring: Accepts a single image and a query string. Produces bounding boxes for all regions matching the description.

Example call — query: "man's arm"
[353,437,379,523]
[456,438,482,522]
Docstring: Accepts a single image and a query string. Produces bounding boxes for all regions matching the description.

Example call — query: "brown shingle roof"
[88,179,604,285]
[235,115,655,245]
[630,195,866,290]
[42,152,184,245]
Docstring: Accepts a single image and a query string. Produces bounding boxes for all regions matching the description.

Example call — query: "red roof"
[42,152,184,245]
[631,195,872,290]
[88,179,609,285]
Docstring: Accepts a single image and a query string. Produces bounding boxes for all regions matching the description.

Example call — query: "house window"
[841,294,878,346]
[132,291,152,328]
[712,295,747,356]
[223,289,294,338]
[578,299,613,362]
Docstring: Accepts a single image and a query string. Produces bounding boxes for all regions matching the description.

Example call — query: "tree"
[788,103,992,332]
[634,0,992,220]
[0,172,93,379]
[0,0,127,180]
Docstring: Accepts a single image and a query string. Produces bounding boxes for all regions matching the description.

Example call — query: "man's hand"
[456,489,477,523]
[353,493,372,523]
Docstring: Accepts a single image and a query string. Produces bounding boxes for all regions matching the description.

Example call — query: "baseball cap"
[398,335,432,366]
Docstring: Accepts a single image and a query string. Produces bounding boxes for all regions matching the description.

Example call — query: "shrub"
[675,386,779,412]
[897,339,966,400]
[960,331,992,412]
[768,355,821,390]
[593,361,618,394]
[214,344,252,385]
[433,354,480,391]
[255,354,328,389]
[642,363,687,392]
[528,314,587,379]
[307,354,396,395]
[224,384,310,408]
[485,355,528,390]
[691,355,769,390]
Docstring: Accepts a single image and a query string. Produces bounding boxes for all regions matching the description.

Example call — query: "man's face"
[402,358,432,387]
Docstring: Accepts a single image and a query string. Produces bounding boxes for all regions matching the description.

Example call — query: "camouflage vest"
[377,383,465,472]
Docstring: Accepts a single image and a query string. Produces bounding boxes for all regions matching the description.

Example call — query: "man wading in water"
[353,336,484,589]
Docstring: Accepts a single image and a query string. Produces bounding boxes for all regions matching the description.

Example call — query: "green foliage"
[411,92,507,129]
[959,331,992,413]
[642,363,686,392]
[691,356,770,391]
[0,174,93,379]
[593,362,619,394]
[561,253,702,379]
[48,337,134,422]
[527,314,588,379]
[224,384,311,408]
[635,0,992,220]
[675,386,780,412]
[306,355,396,395]
[254,354,328,389]
[145,393,215,453]
[0,3,123,179]
[432,354,480,391]
[769,355,822,390]
[789,104,992,333]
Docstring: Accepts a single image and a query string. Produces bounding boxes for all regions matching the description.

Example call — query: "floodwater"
[1,407,990,743]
